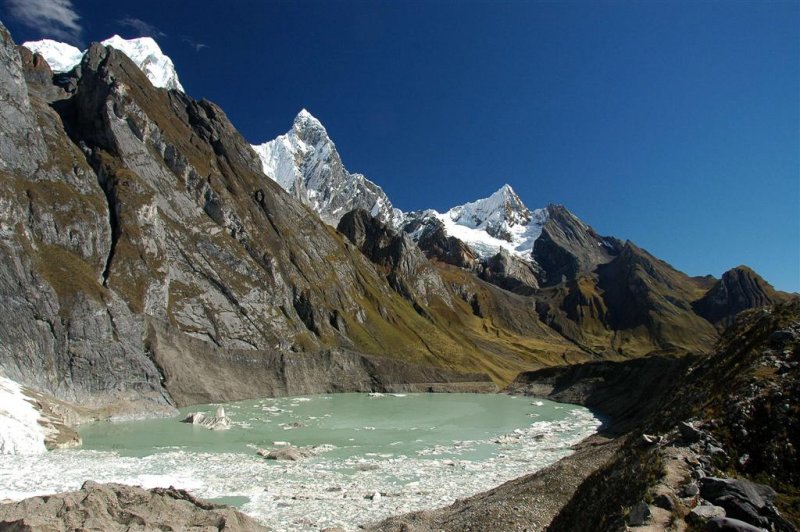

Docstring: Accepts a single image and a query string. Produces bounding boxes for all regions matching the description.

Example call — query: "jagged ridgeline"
[0,23,790,414]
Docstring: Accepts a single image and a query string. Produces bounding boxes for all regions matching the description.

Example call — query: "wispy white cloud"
[4,0,83,44]
[118,16,166,38]
[182,36,208,52]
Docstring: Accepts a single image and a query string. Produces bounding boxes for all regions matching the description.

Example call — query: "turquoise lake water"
[0,393,600,531]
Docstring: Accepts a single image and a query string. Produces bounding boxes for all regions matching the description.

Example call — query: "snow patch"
[0,376,46,455]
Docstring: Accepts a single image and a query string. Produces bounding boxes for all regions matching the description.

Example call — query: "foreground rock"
[700,477,781,530]
[0,481,268,531]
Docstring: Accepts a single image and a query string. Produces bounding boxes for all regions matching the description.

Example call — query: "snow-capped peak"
[21,35,183,92]
[252,110,404,227]
[412,185,548,260]
[448,184,532,230]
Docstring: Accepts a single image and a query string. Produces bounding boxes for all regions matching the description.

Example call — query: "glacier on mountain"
[22,35,183,92]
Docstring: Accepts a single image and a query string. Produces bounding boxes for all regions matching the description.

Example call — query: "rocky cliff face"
[534,241,718,356]
[337,209,449,304]
[403,215,479,268]
[533,204,622,286]
[0,26,170,410]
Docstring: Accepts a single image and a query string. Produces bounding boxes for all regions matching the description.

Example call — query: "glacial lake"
[0,393,600,531]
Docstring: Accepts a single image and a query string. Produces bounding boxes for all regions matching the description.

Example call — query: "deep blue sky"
[5,1,799,292]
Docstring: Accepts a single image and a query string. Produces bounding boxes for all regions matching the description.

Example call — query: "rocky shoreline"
[0,481,267,531]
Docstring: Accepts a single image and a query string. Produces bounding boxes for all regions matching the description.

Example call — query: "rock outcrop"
[693,265,789,328]
[405,215,479,268]
[0,481,267,531]
[477,247,540,294]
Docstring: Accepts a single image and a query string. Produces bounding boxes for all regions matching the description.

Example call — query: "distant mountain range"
[2,29,792,419]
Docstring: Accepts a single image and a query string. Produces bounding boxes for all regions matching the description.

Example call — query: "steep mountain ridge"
[417,184,549,259]
[255,111,789,358]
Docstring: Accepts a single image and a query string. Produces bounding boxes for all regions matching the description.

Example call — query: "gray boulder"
[627,500,651,526]
[699,477,777,529]
[653,493,676,511]
[679,421,705,443]
[688,504,726,525]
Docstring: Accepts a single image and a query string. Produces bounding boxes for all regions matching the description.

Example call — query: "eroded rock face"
[478,248,540,294]
[0,481,268,531]
[337,209,448,304]
[0,23,170,410]
[404,216,479,269]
